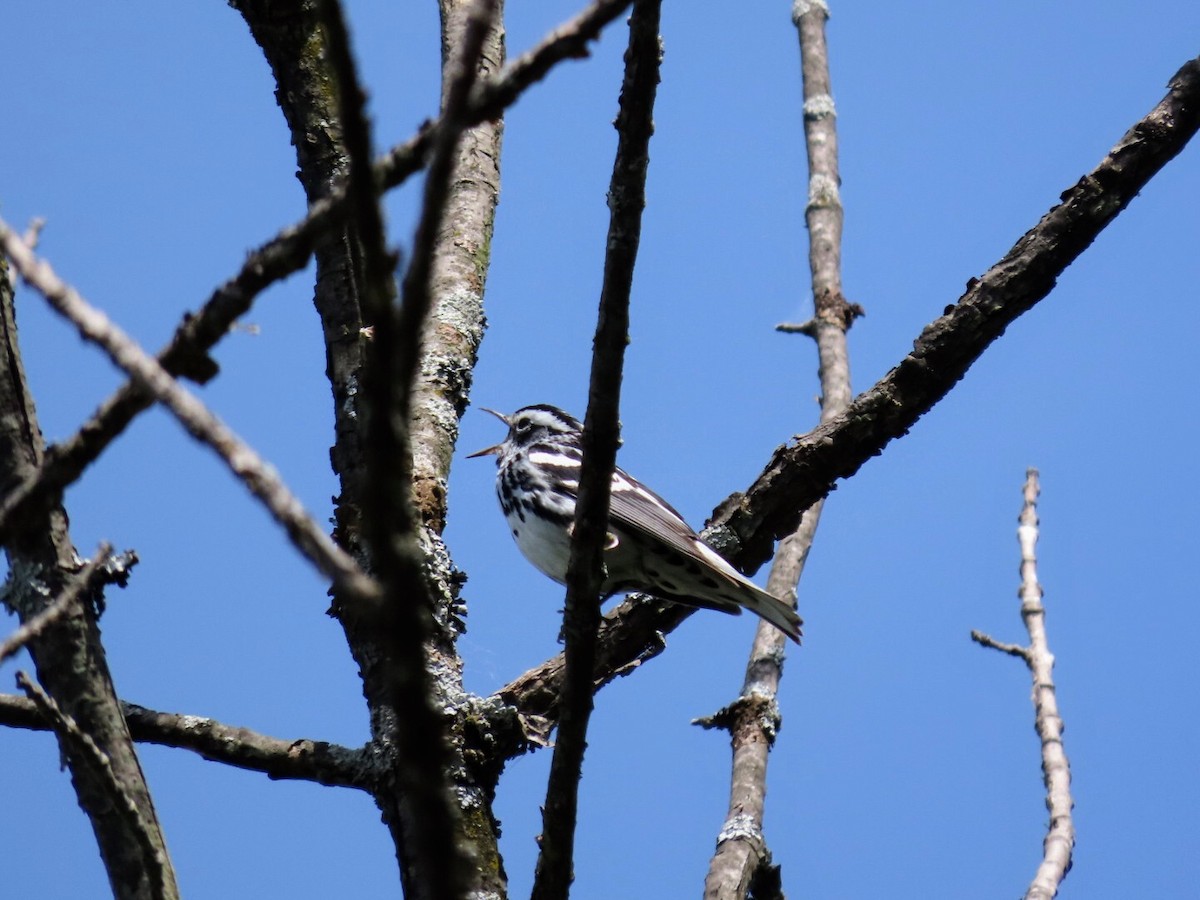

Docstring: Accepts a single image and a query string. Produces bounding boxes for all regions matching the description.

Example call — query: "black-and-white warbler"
[468,404,801,642]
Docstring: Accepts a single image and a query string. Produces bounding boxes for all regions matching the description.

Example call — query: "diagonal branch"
[0,220,380,606]
[494,55,1200,750]
[0,692,377,789]
[530,2,662,897]
[712,56,1200,573]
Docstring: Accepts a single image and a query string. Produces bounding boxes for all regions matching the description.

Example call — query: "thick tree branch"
[413,0,503,538]
[494,55,1200,750]
[413,0,511,891]
[972,469,1074,900]
[316,1,499,897]
[0,258,178,899]
[0,693,377,789]
[530,3,661,897]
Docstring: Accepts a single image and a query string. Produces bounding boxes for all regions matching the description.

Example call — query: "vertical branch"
[1016,471,1075,900]
[0,261,178,898]
[972,469,1076,899]
[418,1,511,892]
[415,1,504,535]
[230,0,415,872]
[703,1,861,894]
[529,2,662,898]
[317,1,499,897]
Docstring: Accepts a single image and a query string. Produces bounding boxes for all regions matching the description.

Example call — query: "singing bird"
[469,404,801,642]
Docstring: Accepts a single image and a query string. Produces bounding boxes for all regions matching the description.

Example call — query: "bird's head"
[466,404,582,458]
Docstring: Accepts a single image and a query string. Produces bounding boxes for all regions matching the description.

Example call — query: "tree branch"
[0,693,377,789]
[315,0,500,896]
[409,0,511,889]
[17,672,172,896]
[703,3,853,893]
[0,543,109,665]
[492,56,1200,744]
[0,221,380,606]
[714,57,1200,573]
[973,469,1075,900]
[530,2,661,897]
[0,256,178,899]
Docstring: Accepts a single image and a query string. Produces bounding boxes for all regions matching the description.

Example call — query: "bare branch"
[492,56,1200,741]
[0,693,376,790]
[714,57,1200,573]
[0,255,178,899]
[974,469,1075,899]
[0,220,380,606]
[411,0,504,538]
[318,0,501,896]
[704,3,852,892]
[530,3,662,897]
[17,671,172,898]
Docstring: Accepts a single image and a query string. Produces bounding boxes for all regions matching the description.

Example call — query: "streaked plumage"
[468,404,801,642]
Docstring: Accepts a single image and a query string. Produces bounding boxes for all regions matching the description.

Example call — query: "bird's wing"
[604,469,754,589]
[605,465,802,642]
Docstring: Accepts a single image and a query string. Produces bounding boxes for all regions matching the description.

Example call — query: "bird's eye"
[514,416,532,434]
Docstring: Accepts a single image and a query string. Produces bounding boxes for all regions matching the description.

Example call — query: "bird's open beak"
[466,408,510,458]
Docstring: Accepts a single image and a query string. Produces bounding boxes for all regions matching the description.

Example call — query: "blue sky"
[3,2,1199,898]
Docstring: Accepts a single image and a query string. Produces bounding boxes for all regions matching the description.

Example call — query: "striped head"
[466,404,583,461]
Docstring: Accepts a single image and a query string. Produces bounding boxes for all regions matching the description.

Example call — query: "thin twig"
[490,56,1200,743]
[969,630,1027,659]
[0,543,110,665]
[0,0,635,551]
[974,469,1075,899]
[17,671,172,896]
[0,221,380,605]
[530,3,662,897]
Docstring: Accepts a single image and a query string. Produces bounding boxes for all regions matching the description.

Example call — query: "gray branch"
[703,2,854,893]
[972,469,1075,899]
